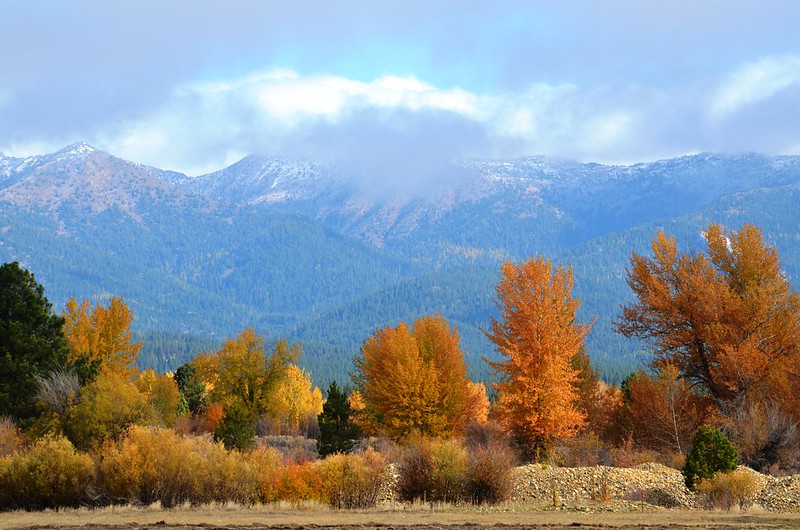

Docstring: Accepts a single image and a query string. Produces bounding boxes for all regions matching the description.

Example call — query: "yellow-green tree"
[353,314,482,441]
[194,328,299,419]
[135,369,182,427]
[486,257,589,459]
[63,296,141,377]
[267,365,323,435]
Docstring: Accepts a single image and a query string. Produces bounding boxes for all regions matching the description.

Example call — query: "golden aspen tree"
[267,365,323,434]
[616,224,800,407]
[63,296,142,377]
[486,257,590,459]
[193,328,299,419]
[353,314,481,441]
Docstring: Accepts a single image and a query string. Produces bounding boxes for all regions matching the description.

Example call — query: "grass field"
[4,503,800,530]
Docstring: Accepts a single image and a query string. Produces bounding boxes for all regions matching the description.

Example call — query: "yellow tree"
[354,314,481,441]
[193,328,299,419]
[616,224,800,407]
[267,365,323,434]
[63,296,142,377]
[486,257,590,459]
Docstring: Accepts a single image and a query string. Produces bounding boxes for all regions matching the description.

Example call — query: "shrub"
[99,425,261,507]
[0,436,95,510]
[0,417,22,457]
[683,426,738,490]
[465,441,516,504]
[314,448,386,508]
[551,431,611,467]
[397,438,468,503]
[696,470,759,510]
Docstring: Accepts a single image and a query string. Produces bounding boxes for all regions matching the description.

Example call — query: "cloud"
[709,55,800,120]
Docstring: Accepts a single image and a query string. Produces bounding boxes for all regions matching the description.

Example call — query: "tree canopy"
[486,257,590,459]
[0,262,69,423]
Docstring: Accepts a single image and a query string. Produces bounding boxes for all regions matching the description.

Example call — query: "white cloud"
[709,54,800,121]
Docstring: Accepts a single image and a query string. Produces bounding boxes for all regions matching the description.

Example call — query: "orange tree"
[615,224,800,410]
[353,314,486,442]
[63,296,142,377]
[485,257,590,459]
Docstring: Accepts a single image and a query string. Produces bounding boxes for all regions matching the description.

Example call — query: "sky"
[2,0,800,176]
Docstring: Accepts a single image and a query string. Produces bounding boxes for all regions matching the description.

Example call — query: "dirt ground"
[5,505,800,530]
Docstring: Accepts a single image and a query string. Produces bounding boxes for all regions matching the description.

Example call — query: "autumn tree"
[266,365,323,435]
[0,262,69,424]
[616,224,800,409]
[353,314,483,442]
[63,296,142,377]
[624,364,715,454]
[194,328,299,419]
[485,257,590,459]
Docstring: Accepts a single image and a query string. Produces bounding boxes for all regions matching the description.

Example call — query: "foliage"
[194,328,299,419]
[397,437,469,503]
[63,296,142,377]
[318,381,362,457]
[0,262,69,423]
[99,425,259,507]
[62,372,155,451]
[353,314,483,441]
[135,369,181,427]
[464,440,517,504]
[396,436,515,505]
[624,365,714,454]
[683,426,738,490]
[486,257,590,459]
[696,470,760,510]
[173,361,206,416]
[0,417,22,457]
[213,403,256,451]
[722,398,800,473]
[312,449,386,508]
[0,435,95,510]
[616,224,800,408]
[266,365,323,435]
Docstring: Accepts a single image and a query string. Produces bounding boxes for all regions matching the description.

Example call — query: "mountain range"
[2,142,800,386]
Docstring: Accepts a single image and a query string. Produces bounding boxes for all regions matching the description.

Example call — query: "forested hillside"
[2,144,799,387]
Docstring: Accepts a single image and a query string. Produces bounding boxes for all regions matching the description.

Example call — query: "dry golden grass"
[4,502,800,530]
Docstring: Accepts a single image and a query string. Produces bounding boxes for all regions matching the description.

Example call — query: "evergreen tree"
[173,362,206,415]
[318,381,362,457]
[0,262,69,424]
[213,403,256,451]
[683,425,738,490]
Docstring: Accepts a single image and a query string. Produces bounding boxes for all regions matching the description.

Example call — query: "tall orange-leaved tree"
[353,314,485,442]
[615,224,800,407]
[486,257,590,459]
[63,296,142,377]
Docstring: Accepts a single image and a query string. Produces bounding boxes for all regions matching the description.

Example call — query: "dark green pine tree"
[173,361,207,416]
[0,262,69,424]
[317,381,362,457]
[213,402,256,451]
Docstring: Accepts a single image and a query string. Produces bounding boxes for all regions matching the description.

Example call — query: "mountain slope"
[2,144,800,387]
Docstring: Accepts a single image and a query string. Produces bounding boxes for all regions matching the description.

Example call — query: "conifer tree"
[318,381,362,457]
[0,262,69,423]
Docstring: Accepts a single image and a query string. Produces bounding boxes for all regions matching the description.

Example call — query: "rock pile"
[512,462,694,509]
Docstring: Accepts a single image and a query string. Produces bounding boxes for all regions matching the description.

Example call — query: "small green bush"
[696,470,759,510]
[397,438,469,503]
[683,426,738,490]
